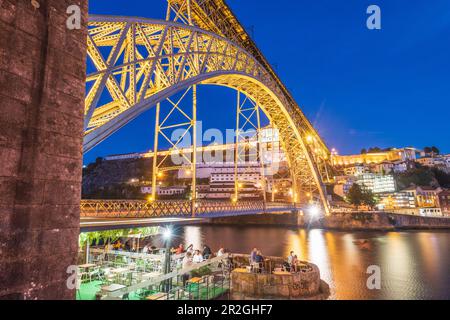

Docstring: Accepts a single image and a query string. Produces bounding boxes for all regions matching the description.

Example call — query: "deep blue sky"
[85,0,450,164]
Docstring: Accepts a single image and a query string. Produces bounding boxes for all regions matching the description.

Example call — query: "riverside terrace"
[76,247,232,301]
[75,229,326,300]
[76,227,231,300]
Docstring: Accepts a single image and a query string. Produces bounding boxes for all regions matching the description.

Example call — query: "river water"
[172,225,450,300]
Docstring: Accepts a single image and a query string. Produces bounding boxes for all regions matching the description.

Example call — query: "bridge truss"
[84,0,332,214]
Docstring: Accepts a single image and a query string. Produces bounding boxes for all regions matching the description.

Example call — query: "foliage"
[395,166,436,190]
[191,266,212,278]
[346,184,379,209]
[432,169,450,188]
[79,227,160,247]
[346,184,363,207]
[367,147,382,153]
[362,189,377,209]
[423,146,440,155]
[360,147,395,154]
[83,183,145,200]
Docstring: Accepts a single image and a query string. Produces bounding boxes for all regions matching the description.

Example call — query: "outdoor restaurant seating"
[76,245,232,301]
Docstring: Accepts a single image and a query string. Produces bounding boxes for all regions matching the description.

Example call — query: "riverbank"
[204,211,450,231]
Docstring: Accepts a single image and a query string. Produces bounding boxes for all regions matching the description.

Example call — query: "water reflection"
[172,225,450,300]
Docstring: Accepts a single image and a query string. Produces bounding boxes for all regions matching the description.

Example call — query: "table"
[101,284,126,293]
[111,267,129,274]
[146,292,167,300]
[78,264,97,282]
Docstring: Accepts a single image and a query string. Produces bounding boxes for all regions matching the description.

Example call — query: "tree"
[395,166,436,190]
[368,147,382,154]
[361,148,367,154]
[346,184,379,210]
[362,188,378,210]
[431,146,440,156]
[346,184,364,209]
[433,168,450,188]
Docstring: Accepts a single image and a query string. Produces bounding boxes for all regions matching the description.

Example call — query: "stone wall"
[205,212,302,227]
[322,212,395,231]
[230,256,324,300]
[0,0,87,299]
[206,211,450,231]
[322,212,450,231]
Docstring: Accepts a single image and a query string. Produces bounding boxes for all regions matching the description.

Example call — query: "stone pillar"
[0,0,87,299]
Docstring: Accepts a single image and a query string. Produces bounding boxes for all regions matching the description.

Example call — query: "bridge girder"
[84,16,330,211]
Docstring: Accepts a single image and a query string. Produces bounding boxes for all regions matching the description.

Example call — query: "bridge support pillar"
[0,0,87,299]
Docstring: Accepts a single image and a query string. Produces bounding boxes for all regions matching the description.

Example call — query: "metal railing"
[80,200,297,218]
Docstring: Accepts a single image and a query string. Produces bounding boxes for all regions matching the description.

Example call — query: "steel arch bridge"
[83,0,332,216]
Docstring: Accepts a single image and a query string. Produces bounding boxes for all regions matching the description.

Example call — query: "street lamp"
[308,205,321,218]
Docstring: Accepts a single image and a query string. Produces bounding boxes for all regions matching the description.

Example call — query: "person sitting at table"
[186,244,194,255]
[216,247,225,267]
[175,244,185,255]
[254,251,264,273]
[192,250,204,263]
[287,251,295,265]
[217,247,225,257]
[284,251,295,272]
[113,240,123,251]
[202,245,212,259]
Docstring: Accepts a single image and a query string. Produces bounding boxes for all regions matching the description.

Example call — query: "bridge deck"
[80,200,298,219]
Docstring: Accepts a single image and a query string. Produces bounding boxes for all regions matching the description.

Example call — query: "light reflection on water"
[175,225,450,300]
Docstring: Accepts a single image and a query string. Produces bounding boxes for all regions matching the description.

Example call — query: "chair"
[88,267,101,282]
[75,271,86,299]
[78,270,88,283]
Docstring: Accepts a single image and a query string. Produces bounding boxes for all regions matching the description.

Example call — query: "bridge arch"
[85,16,329,210]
